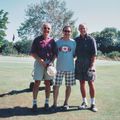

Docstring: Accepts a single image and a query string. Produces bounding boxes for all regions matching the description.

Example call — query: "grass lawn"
[0,56,120,120]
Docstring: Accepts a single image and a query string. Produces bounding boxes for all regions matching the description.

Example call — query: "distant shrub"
[97,50,104,56]
[106,51,120,58]
[2,44,18,55]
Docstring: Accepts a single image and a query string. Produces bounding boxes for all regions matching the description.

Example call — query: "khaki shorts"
[32,60,53,81]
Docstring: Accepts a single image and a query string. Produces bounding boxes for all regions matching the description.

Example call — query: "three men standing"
[30,23,98,112]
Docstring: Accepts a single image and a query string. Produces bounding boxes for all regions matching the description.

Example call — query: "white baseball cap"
[47,65,56,77]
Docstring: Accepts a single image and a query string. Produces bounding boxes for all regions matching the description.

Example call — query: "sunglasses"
[44,27,50,30]
[63,30,71,33]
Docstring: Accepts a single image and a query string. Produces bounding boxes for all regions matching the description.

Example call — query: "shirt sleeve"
[30,38,38,54]
[91,37,97,56]
[52,39,58,57]
[73,40,76,57]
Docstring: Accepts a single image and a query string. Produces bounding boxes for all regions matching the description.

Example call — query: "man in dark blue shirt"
[75,23,98,112]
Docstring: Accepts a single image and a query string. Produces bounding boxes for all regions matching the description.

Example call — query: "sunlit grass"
[0,56,120,120]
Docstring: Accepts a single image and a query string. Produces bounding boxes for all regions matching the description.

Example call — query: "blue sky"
[0,0,120,41]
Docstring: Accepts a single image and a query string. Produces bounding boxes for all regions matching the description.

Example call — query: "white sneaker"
[78,102,88,110]
[90,104,98,112]
[63,104,69,110]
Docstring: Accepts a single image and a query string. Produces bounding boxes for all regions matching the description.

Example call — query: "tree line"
[0,0,120,58]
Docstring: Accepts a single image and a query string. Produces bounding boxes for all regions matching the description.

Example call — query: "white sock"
[83,98,88,104]
[45,98,49,104]
[91,98,95,105]
[33,99,37,105]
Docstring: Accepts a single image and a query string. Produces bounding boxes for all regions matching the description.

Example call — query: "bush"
[106,51,120,58]
[14,40,32,54]
[97,50,104,56]
[2,46,18,55]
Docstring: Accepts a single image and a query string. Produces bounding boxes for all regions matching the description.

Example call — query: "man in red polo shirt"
[30,22,57,112]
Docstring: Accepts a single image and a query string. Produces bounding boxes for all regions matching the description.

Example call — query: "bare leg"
[44,80,51,99]
[64,86,71,105]
[80,80,86,98]
[88,80,95,98]
[33,80,41,100]
[53,85,60,106]
[88,80,98,111]
[78,80,88,109]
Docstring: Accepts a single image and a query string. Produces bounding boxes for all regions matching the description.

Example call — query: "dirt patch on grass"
[97,56,120,61]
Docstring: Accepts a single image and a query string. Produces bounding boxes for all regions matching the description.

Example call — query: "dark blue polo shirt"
[75,34,97,59]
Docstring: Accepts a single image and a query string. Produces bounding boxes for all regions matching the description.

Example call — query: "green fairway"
[0,56,120,120]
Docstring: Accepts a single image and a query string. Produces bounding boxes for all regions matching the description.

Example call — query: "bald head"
[78,23,88,36]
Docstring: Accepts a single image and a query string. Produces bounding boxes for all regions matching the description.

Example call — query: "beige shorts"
[32,60,53,81]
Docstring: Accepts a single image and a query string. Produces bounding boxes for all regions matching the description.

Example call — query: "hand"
[48,62,53,66]
[89,64,96,71]
[39,59,47,68]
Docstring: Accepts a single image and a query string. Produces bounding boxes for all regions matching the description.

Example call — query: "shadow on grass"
[0,106,91,118]
[0,106,53,117]
[0,87,53,97]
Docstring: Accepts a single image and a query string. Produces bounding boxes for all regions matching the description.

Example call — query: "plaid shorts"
[55,71,76,86]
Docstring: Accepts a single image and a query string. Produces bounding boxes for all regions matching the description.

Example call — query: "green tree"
[72,26,78,38]
[0,10,8,47]
[100,28,117,47]
[18,0,76,40]
[91,32,101,47]
[91,27,120,53]
[1,40,17,55]
[14,40,32,54]
[116,30,120,52]
[0,39,7,53]
[0,39,4,48]
[0,9,9,53]
[117,31,120,41]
